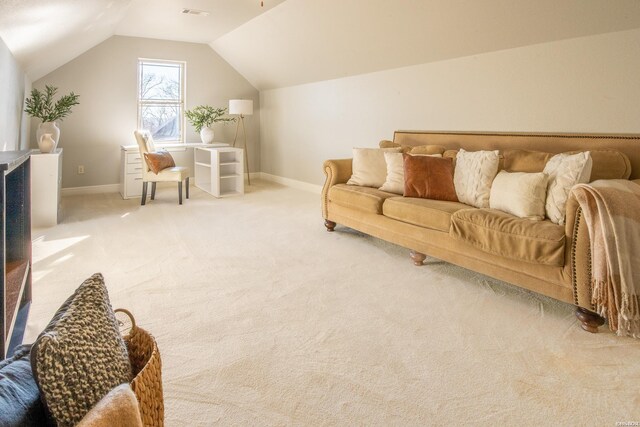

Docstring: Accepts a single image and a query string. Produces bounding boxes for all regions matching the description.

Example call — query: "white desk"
[120,142,229,199]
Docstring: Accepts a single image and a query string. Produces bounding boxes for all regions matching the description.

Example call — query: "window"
[137,59,185,143]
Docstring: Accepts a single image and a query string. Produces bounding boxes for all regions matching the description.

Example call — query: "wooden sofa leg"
[575,307,605,333]
[324,220,336,232]
[410,250,426,266]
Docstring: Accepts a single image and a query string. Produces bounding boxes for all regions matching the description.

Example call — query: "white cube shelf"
[194,147,244,197]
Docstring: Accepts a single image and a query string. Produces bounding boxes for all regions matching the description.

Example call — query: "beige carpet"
[25,181,640,426]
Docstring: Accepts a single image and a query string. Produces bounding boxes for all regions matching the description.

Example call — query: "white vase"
[38,133,55,153]
[37,122,60,149]
[200,126,215,144]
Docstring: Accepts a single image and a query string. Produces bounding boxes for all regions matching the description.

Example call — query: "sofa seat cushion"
[450,208,565,266]
[329,184,397,214]
[383,197,471,232]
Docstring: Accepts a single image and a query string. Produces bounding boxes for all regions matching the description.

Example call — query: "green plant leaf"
[24,85,80,122]
[185,105,235,133]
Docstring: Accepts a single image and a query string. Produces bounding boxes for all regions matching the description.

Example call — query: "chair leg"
[141,182,148,206]
[151,182,156,200]
[178,181,183,205]
[186,177,190,199]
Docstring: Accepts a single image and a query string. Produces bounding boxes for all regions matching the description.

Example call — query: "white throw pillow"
[543,151,592,225]
[379,152,442,194]
[347,147,402,188]
[453,149,500,208]
[489,171,549,220]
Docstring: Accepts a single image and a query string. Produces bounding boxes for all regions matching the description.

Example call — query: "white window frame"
[137,58,186,144]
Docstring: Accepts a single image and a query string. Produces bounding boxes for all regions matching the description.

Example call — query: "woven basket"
[115,309,164,427]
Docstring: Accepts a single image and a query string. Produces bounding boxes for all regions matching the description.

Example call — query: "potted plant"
[24,85,80,153]
[185,105,235,144]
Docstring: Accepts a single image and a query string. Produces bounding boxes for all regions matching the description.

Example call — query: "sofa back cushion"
[393,131,639,179]
[566,149,631,181]
[502,150,552,173]
[379,140,446,155]
[443,148,629,181]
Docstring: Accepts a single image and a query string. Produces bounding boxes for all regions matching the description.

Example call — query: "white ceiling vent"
[181,8,210,16]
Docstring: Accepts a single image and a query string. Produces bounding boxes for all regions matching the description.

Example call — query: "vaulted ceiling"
[212,0,640,90]
[1,0,639,89]
[0,0,284,80]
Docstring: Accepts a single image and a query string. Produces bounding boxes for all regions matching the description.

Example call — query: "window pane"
[140,104,181,141]
[140,63,181,101]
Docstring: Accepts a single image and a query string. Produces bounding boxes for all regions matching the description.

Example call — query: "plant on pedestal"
[185,105,235,144]
[24,85,80,153]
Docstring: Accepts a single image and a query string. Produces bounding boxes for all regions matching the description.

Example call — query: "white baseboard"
[61,184,120,196]
[61,173,321,196]
[259,172,322,194]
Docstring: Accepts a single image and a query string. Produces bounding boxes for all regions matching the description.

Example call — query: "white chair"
[133,130,190,205]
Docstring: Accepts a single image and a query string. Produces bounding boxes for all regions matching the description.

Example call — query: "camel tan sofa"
[322,131,640,332]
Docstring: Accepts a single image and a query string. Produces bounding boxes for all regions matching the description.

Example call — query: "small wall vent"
[181,8,210,16]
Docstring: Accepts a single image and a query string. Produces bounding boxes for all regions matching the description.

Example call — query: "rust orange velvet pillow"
[403,153,458,202]
[144,150,175,174]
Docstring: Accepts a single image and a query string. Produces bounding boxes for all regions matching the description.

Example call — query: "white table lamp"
[229,99,253,184]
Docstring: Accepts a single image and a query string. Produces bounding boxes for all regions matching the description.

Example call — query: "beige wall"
[32,35,259,189]
[259,29,640,185]
[0,35,30,151]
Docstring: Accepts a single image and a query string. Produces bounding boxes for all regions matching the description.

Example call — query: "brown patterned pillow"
[30,273,132,427]
[403,153,458,202]
[144,150,175,174]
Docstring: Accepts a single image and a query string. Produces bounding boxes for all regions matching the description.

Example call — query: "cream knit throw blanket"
[571,180,640,338]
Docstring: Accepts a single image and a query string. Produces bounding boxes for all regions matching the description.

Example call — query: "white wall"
[32,36,259,189]
[259,29,640,185]
[0,35,30,151]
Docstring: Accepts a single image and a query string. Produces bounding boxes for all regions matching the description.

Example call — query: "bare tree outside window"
[138,60,185,142]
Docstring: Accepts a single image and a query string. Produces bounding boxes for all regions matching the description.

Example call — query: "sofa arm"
[322,158,352,219]
[566,194,592,310]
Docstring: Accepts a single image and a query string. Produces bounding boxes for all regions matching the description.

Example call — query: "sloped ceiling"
[0,0,130,80]
[1,0,639,86]
[114,0,285,44]
[0,0,285,81]
[211,0,640,90]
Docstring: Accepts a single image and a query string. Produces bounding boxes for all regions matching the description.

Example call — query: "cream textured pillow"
[347,147,402,188]
[379,152,442,194]
[544,151,592,225]
[489,171,549,220]
[453,149,500,208]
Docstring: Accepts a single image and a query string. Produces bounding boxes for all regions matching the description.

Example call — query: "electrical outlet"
[77,165,85,174]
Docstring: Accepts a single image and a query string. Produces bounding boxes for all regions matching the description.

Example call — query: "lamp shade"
[229,99,253,116]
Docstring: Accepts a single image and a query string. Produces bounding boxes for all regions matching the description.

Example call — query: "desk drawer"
[127,152,142,164]
[127,162,144,174]
[125,174,143,197]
